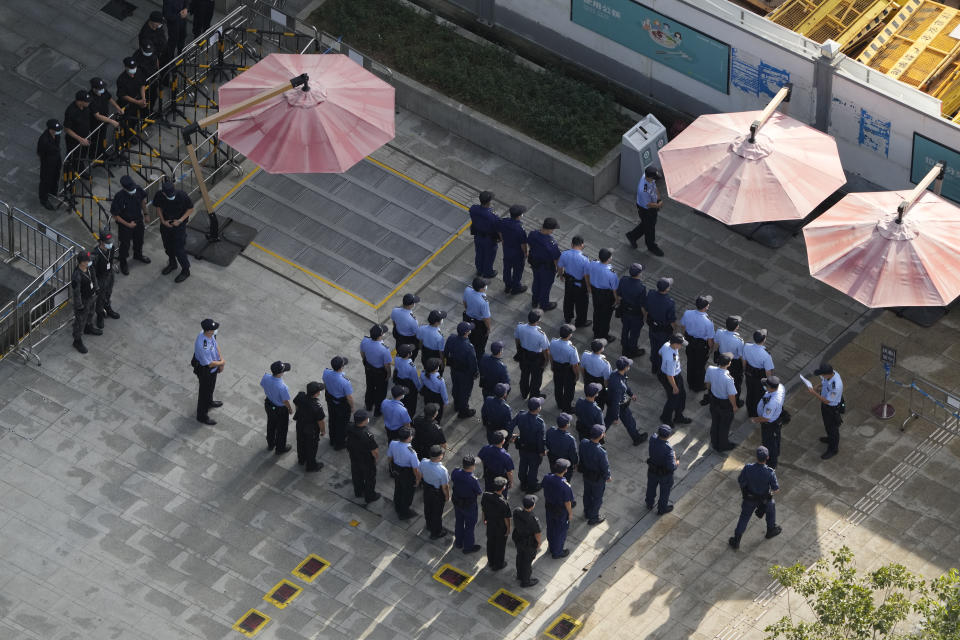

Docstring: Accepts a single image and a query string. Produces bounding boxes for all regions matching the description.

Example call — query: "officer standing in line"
[190,0,216,37]
[192,318,223,423]
[728,446,781,550]
[512,495,542,587]
[71,252,100,354]
[744,329,775,418]
[153,181,192,282]
[469,190,499,278]
[579,424,611,526]
[705,353,738,452]
[516,397,547,493]
[526,217,562,311]
[712,316,745,407]
[37,119,62,211]
[645,425,678,515]
[393,343,420,418]
[444,321,479,419]
[498,204,528,295]
[626,166,665,257]
[481,383,516,448]
[387,428,421,520]
[479,341,510,400]
[89,77,123,159]
[574,383,604,442]
[808,363,844,460]
[681,295,715,392]
[580,339,611,411]
[478,430,515,496]
[418,309,447,375]
[451,456,483,554]
[420,445,451,540]
[346,409,380,503]
[111,175,151,275]
[586,248,619,342]
[605,356,648,446]
[360,324,392,416]
[463,277,492,363]
[132,41,160,113]
[164,0,189,56]
[752,376,785,468]
[618,263,648,358]
[549,324,580,413]
[322,356,354,450]
[411,403,447,461]
[481,476,512,571]
[116,56,148,128]
[557,235,590,328]
[541,460,574,559]
[514,310,551,400]
[261,361,294,455]
[293,381,326,473]
[139,12,169,66]
[545,414,579,488]
[658,335,692,427]
[64,90,93,175]
[391,293,421,360]
[381,385,412,442]
[92,231,120,329]
[646,277,678,374]
[421,358,450,422]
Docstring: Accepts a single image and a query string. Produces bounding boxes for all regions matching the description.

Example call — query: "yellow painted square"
[232,608,270,637]
[544,613,583,639]
[432,563,473,592]
[292,554,330,583]
[349,519,360,527]
[488,588,529,616]
[263,579,303,609]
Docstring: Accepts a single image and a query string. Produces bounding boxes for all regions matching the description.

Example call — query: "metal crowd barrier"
[898,375,960,434]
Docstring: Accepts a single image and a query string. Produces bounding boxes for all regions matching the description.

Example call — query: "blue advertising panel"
[571,0,730,94]
[911,133,960,204]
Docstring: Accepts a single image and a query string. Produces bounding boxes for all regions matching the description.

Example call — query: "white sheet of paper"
[799,374,813,389]
[270,8,286,27]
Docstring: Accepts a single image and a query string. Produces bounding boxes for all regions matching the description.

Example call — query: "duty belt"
[745,364,764,377]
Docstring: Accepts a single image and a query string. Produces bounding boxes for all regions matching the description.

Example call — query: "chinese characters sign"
[911,133,960,204]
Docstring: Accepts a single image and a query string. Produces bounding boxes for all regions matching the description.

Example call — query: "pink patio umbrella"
[657,86,846,225]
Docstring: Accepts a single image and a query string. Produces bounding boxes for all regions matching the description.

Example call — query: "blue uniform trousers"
[531,266,555,307]
[453,500,478,549]
[474,236,497,277]
[518,451,542,490]
[604,403,643,443]
[503,253,524,291]
[645,472,674,511]
[582,478,605,521]
[760,421,781,468]
[450,369,474,414]
[621,314,645,357]
[735,498,776,536]
[545,509,569,557]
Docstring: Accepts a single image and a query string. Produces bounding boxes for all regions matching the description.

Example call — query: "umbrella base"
[730,220,804,249]
[892,306,948,328]
[185,216,258,267]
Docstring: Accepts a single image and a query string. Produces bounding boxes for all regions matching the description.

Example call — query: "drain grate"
[100,0,136,20]
[264,580,302,609]
[432,564,473,591]
[232,609,270,637]
[292,554,330,583]
[545,615,582,639]
[488,588,529,616]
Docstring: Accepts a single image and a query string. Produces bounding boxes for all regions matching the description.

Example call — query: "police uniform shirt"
[346,426,378,458]
[481,396,513,429]
[759,384,785,421]
[444,335,478,372]
[469,204,498,237]
[260,374,291,407]
[451,468,482,500]
[479,355,510,389]
[390,307,418,337]
[545,427,578,466]
[388,440,419,468]
[419,458,450,488]
[516,412,546,453]
[116,69,144,104]
[478,444,514,476]
[322,368,352,399]
[617,277,647,312]
[381,399,411,431]
[648,434,678,471]
[512,507,541,544]
[527,231,561,263]
[482,491,512,527]
[744,343,774,371]
[193,332,219,371]
[637,178,659,208]
[151,190,193,222]
[111,187,147,223]
[739,462,779,496]
[659,343,682,376]
[394,356,421,388]
[606,371,632,407]
[645,292,677,327]
[557,249,589,281]
[417,324,445,351]
[422,372,449,404]
[821,373,843,406]
[541,473,574,507]
[714,329,745,358]
[706,366,737,399]
[360,337,392,368]
[515,323,549,352]
[64,102,92,143]
[586,261,618,290]
[412,415,446,456]
[581,352,612,380]
[575,398,603,430]
[463,286,491,320]
[89,89,116,122]
[681,309,714,340]
[578,440,610,480]
[549,339,579,365]
[498,216,528,253]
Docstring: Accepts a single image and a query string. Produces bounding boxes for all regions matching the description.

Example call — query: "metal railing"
[898,375,960,434]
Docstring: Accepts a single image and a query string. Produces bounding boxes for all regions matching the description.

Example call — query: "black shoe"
[675,416,693,424]
[728,536,740,550]
[819,437,830,443]
[649,245,665,257]
[429,528,449,540]
[587,517,605,526]
[161,263,177,275]
[73,339,88,354]
[41,199,55,211]
[520,578,539,587]
[489,563,507,571]
[514,284,528,294]
[305,463,324,473]
[657,505,674,515]
[575,320,593,328]
[700,396,711,406]
[633,348,646,356]
[820,450,837,460]
[551,549,569,559]
[765,526,782,539]
[365,492,381,503]
[275,445,292,455]
[632,433,648,446]
[95,317,104,330]
[719,443,737,452]
[398,510,418,520]
[134,254,151,264]
[604,335,617,343]
[482,271,498,278]
[458,409,476,419]
[119,262,129,276]
[84,326,103,336]
[174,270,190,283]
[463,544,481,554]
[106,308,120,320]
[527,483,541,492]
[542,302,557,311]
[209,400,223,408]
[625,234,638,249]
[736,398,744,408]
[197,417,216,425]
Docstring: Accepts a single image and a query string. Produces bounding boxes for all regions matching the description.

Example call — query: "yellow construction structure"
[767,0,902,53]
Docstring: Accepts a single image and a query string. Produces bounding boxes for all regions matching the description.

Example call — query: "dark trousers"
[195,367,218,420]
[645,472,674,511]
[393,329,420,361]
[454,501,478,549]
[649,330,670,374]
[621,314,645,357]
[486,524,507,568]
[349,454,377,500]
[474,236,497,276]
[96,271,115,321]
[626,206,658,249]
[296,423,320,470]
[761,421,782,468]
[735,498,776,536]
[515,544,536,584]
[167,17,187,54]
[727,359,744,400]
[685,337,709,391]
[326,395,350,449]
[518,451,542,490]
[423,485,446,536]
[117,221,145,263]
[72,296,95,341]
[503,253,524,291]
[39,158,61,201]
[822,404,842,452]
[518,350,545,399]
[591,289,615,339]
[658,372,687,425]
[745,370,764,417]
[395,377,419,417]
[466,314,489,364]
[552,363,576,413]
[605,403,643,443]
[450,369,474,414]
[582,478,606,520]
[393,467,416,517]
[582,372,606,411]
[546,511,569,557]
[385,427,401,442]
[264,400,289,452]
[192,1,215,36]
[159,225,189,271]
[531,266,555,307]
[421,388,444,422]
[563,279,588,325]
[709,398,734,450]
[364,365,388,413]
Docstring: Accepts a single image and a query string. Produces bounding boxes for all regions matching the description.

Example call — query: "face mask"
[54,131,61,136]
[127,67,137,75]
[95,88,105,95]
[143,51,152,57]
[104,243,113,249]
[165,193,175,200]
[126,187,137,195]
[213,329,218,337]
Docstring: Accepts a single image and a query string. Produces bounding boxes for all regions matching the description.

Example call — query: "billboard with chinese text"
[911,133,960,204]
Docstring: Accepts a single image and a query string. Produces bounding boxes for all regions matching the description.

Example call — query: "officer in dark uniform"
[37,119,62,211]
[71,252,100,353]
[498,204,528,294]
[190,0,216,37]
[152,181,192,282]
[411,403,446,461]
[626,166,665,257]
[585,248,619,342]
[360,324,392,415]
[391,293,421,359]
[92,231,120,329]
[116,56,148,132]
[548,324,580,413]
[139,12,169,65]
[261,361,294,455]
[618,263,648,357]
[444,321,480,418]
[132,41,161,114]
[469,190,499,278]
[293,381,326,472]
[111,175,151,275]
[751,376,785,468]
[164,0,189,56]
[192,318,223,423]
[557,235,590,327]
[605,356,648,446]
[680,295,715,392]
[463,277,491,363]
[515,397,546,493]
[743,329,774,418]
[512,495,542,587]
[526,217,562,310]
[541,459,574,559]
[481,476,512,570]
[481,383,516,449]
[479,341,510,399]
[346,410,380,503]
[545,414,579,488]
[574,383,604,443]
[705,353,738,452]
[478,430,515,496]
[89,77,122,159]
[451,456,483,554]
[63,90,93,175]
[646,277,678,374]
[729,446,781,549]
[515,310,551,400]
[580,339,611,411]
[645,425,678,514]
[322,356,354,450]
[579,424,610,525]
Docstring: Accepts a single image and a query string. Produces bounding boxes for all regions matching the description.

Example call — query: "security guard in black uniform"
[479,341,510,400]
[645,277,678,374]
[481,476,512,571]
[729,446,781,549]
[574,383,604,442]
[190,0,216,38]
[111,176,151,275]
[71,251,100,353]
[347,410,380,503]
[481,383,516,448]
[37,119,62,210]
[515,397,546,493]
[152,180,192,282]
[164,0,189,56]
[132,41,160,114]
[116,57,147,137]
[63,91,93,176]
[89,77,123,159]
[512,495,542,587]
[293,381,326,473]
[92,231,121,329]
[617,263,647,357]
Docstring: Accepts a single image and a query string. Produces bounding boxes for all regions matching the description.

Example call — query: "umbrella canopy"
[217,53,395,174]
[658,110,846,225]
[802,189,960,307]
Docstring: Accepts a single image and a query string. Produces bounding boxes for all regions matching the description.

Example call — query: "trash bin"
[619,114,668,192]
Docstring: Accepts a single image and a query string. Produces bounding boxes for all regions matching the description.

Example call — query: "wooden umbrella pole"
[749,84,793,143]
[897,161,945,223]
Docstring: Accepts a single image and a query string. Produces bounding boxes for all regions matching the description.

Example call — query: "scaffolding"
[767,0,903,54]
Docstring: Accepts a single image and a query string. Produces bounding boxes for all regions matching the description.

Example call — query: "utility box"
[619,114,668,193]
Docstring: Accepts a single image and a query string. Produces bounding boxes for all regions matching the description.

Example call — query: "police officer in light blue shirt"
[391,293,421,360]
[751,376,785,468]
[580,339,612,411]
[322,356,354,450]
[808,362,843,460]
[515,310,551,400]
[193,318,224,425]
[713,315,745,407]
[680,295,715,392]
[586,248,619,343]
[381,385,412,442]
[463,277,492,363]
[744,329,775,418]
[706,353,739,452]
[557,235,590,327]
[420,445,451,539]
[388,428,421,520]
[421,358,450,422]
[549,324,580,413]
[626,166,664,256]
[658,335,691,427]
[394,343,420,417]
[418,309,448,375]
[361,324,393,416]
[261,361,294,455]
